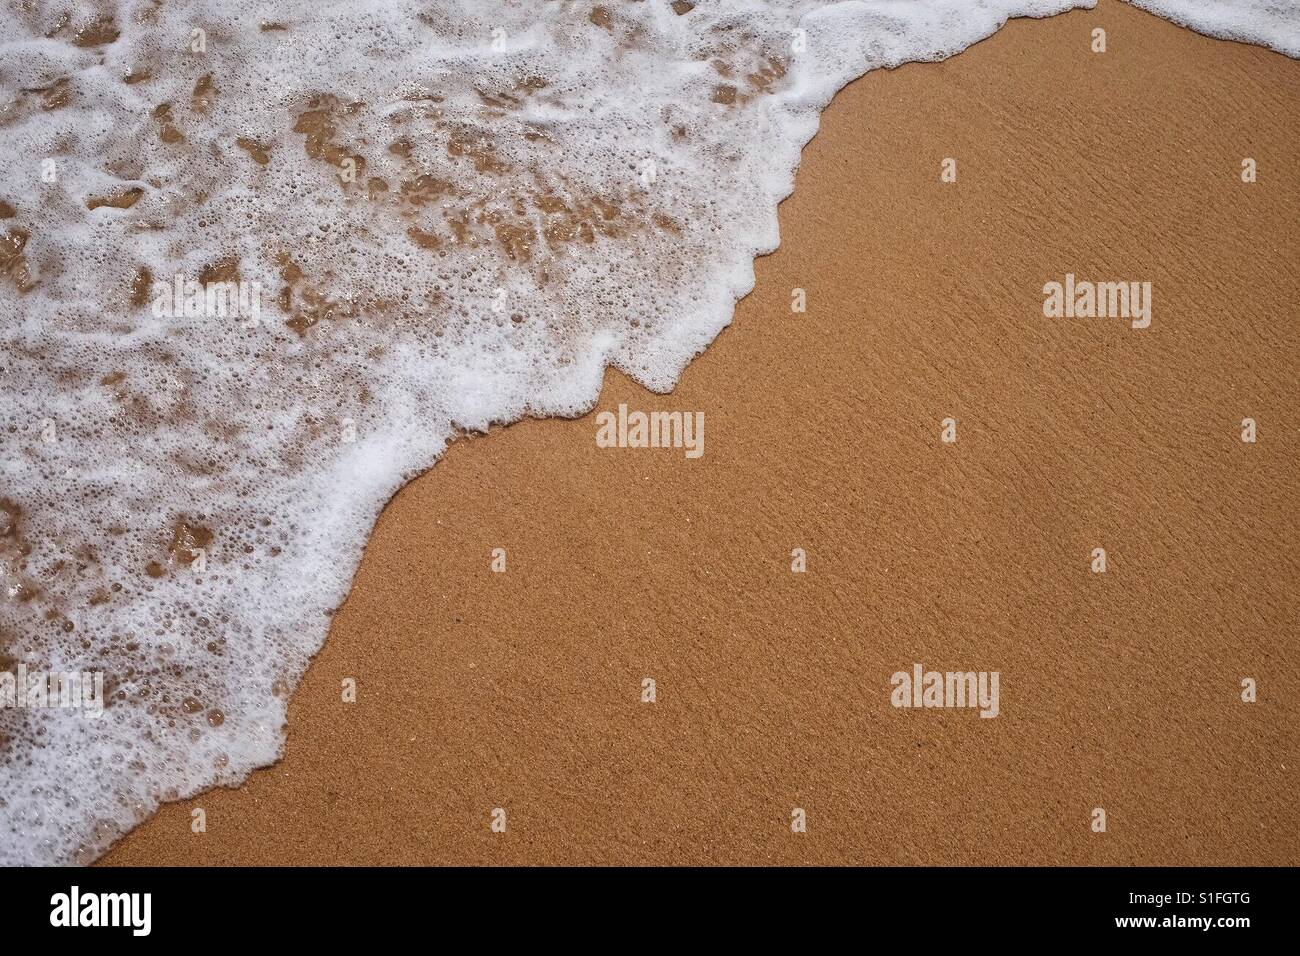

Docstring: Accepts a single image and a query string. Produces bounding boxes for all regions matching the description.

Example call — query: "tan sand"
[102,0,1299,866]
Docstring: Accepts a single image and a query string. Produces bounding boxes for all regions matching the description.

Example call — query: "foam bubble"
[1,0,1294,865]
[1126,0,1300,57]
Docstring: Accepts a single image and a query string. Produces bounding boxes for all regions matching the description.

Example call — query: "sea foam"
[0,0,1295,865]
[1127,0,1300,57]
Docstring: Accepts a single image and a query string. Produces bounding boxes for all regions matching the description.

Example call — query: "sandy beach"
[99,0,1298,866]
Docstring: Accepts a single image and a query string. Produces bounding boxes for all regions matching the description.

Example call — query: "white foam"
[1126,0,1300,57]
[0,0,1293,865]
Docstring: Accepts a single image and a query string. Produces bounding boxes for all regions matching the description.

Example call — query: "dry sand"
[102,0,1299,866]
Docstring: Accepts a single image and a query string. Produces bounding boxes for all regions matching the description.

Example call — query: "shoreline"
[101,0,1299,866]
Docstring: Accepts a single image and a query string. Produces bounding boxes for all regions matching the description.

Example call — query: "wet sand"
[102,0,1300,866]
